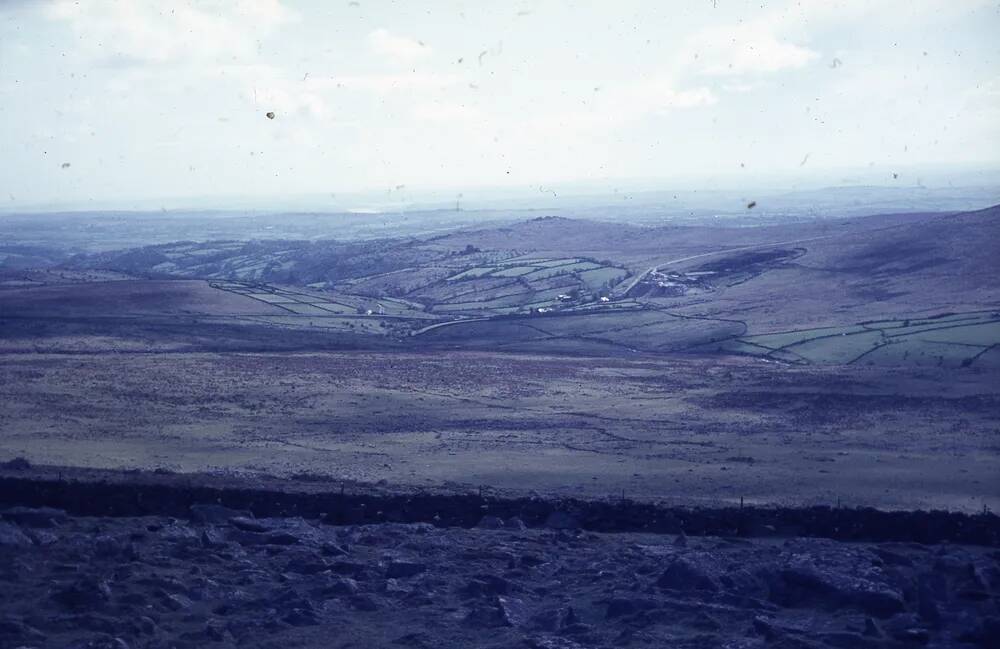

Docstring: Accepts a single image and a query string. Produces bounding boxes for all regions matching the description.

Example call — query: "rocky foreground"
[1,505,998,649]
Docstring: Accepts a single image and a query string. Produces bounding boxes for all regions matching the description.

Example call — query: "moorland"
[1,203,998,511]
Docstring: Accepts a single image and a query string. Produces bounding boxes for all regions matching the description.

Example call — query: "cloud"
[687,22,819,76]
[625,81,717,112]
[44,0,296,64]
[333,72,460,94]
[721,81,760,94]
[368,28,430,65]
[411,100,481,123]
[251,85,328,120]
[527,81,716,135]
[227,68,463,123]
[965,77,1000,113]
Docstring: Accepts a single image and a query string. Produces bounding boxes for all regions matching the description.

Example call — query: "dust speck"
[265,111,276,120]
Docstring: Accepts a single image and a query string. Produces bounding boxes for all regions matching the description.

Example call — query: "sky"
[0,0,998,209]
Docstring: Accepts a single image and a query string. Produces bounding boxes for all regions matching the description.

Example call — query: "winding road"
[614,232,843,298]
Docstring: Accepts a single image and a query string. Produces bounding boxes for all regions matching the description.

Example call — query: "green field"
[212,282,999,368]
[211,281,434,320]
[579,266,628,290]
[419,307,744,353]
[425,257,629,314]
[722,311,1000,367]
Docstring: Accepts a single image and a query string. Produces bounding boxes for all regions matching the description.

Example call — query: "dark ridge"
[0,470,997,546]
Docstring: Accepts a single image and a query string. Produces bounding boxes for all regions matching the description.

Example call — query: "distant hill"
[7,204,996,366]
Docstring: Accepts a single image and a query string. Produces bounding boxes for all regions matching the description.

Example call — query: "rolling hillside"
[10,204,995,366]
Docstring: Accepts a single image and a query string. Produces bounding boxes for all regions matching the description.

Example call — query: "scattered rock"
[264,531,300,546]
[854,587,906,619]
[0,521,33,547]
[189,503,252,524]
[63,636,131,649]
[392,631,435,647]
[917,574,942,626]
[520,553,545,567]
[657,557,719,592]
[863,617,883,638]
[328,560,370,579]
[200,528,227,548]
[954,563,991,601]
[285,551,330,575]
[605,596,658,619]
[544,511,580,530]
[283,607,320,626]
[0,617,45,642]
[526,606,577,632]
[28,528,59,546]
[157,591,193,611]
[872,547,913,567]
[524,637,586,649]
[461,574,511,598]
[752,615,782,641]
[228,529,299,546]
[771,562,904,618]
[133,616,158,636]
[94,534,135,559]
[956,615,1000,647]
[51,579,112,611]
[229,516,271,533]
[158,522,198,542]
[313,575,360,597]
[690,611,721,631]
[61,613,121,633]
[464,600,511,628]
[891,626,930,644]
[0,503,994,648]
[321,542,348,556]
[203,620,231,641]
[1,506,68,528]
[349,594,380,611]
[505,517,527,531]
[386,560,427,579]
[477,515,505,529]
[497,595,530,626]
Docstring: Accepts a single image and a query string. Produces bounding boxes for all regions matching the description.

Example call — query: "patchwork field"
[697,311,1000,368]
[1,205,998,515]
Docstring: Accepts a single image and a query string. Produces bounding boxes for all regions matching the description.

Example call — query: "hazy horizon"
[2,0,999,211]
[3,161,1000,215]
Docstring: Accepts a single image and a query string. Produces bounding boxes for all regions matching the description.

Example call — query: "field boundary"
[0,467,998,546]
